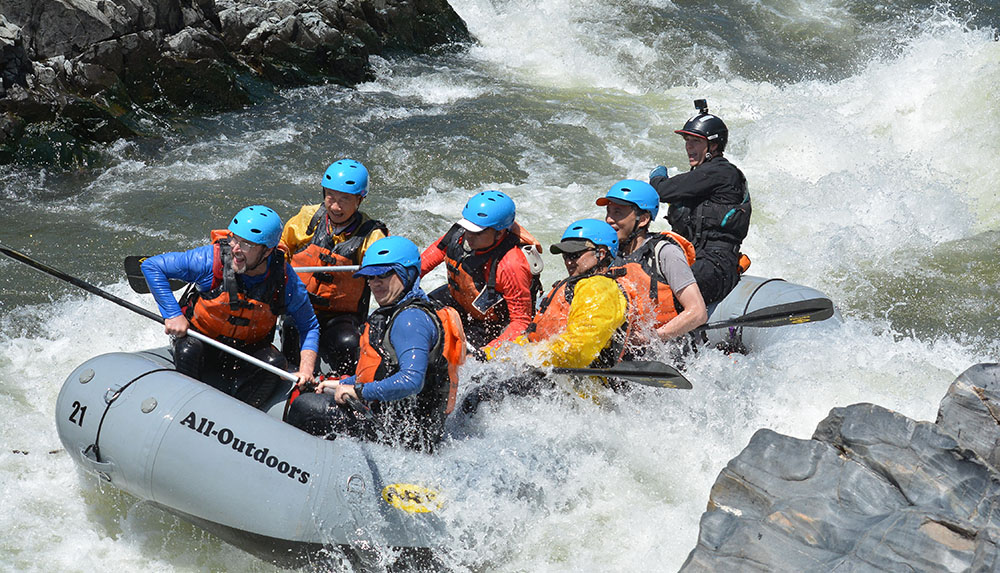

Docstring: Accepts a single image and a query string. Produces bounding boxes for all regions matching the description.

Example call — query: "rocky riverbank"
[0,0,469,167]
[681,363,1000,571]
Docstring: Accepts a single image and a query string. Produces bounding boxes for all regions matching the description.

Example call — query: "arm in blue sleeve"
[360,307,438,402]
[140,246,216,319]
[284,263,321,354]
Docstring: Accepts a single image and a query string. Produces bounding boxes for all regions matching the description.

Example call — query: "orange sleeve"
[419,234,447,277]
[488,247,534,346]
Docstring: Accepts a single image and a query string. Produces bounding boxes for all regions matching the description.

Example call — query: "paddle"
[293,266,360,273]
[695,298,834,332]
[124,255,187,293]
[1,245,300,385]
[551,360,691,389]
[125,255,360,293]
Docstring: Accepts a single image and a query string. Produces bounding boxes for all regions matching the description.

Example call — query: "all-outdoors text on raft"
[179,411,311,484]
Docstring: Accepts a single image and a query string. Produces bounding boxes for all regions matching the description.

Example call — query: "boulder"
[681,363,1000,571]
[0,0,471,167]
[1,15,31,99]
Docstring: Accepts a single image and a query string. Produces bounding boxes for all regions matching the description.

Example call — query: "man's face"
[324,190,363,224]
[605,202,648,243]
[562,244,603,277]
[464,227,499,251]
[683,135,710,167]
[230,234,267,274]
[368,270,405,306]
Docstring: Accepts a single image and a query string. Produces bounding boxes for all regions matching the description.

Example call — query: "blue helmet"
[228,205,282,248]
[322,159,369,197]
[596,179,659,220]
[553,218,619,258]
[354,236,422,278]
[458,190,516,232]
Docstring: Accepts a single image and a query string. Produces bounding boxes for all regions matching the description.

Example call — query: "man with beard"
[142,205,320,409]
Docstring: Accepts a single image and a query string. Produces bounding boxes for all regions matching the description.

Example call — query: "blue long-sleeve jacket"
[342,288,439,402]
[141,245,320,353]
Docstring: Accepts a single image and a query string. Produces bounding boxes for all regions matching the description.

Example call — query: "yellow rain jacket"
[280,204,386,258]
[516,274,627,368]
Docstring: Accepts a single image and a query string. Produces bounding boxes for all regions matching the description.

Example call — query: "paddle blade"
[124,256,187,293]
[699,298,835,331]
[552,360,692,389]
[735,298,834,327]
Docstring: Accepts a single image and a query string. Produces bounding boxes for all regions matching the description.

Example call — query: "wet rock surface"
[681,363,1000,572]
[0,0,469,166]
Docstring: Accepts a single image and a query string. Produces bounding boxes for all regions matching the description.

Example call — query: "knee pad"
[321,316,362,374]
[286,392,340,436]
[172,336,204,379]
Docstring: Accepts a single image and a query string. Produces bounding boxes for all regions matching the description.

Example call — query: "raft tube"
[703,275,838,351]
[55,348,444,567]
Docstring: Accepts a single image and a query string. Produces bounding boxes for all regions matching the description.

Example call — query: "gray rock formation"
[0,0,469,166]
[681,363,1000,572]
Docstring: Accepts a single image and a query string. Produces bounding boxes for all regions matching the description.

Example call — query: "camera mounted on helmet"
[675,98,728,154]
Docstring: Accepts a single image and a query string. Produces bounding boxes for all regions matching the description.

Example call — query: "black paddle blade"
[735,298,835,327]
[552,360,692,389]
[124,256,187,293]
[698,297,835,332]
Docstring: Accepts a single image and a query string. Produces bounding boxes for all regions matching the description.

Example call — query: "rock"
[681,363,1000,572]
[0,0,471,167]
[937,363,1000,471]
[1,15,32,99]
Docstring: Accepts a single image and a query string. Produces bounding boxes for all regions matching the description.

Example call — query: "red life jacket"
[438,222,543,322]
[355,298,466,415]
[610,231,696,329]
[183,230,287,346]
[524,273,629,368]
[289,211,387,317]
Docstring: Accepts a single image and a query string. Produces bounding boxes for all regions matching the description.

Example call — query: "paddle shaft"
[124,256,359,293]
[292,265,360,273]
[1,245,298,384]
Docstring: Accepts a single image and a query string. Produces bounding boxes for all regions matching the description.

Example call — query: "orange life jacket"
[610,231,696,329]
[524,273,629,368]
[438,222,543,322]
[183,230,287,346]
[290,211,387,317]
[355,298,466,415]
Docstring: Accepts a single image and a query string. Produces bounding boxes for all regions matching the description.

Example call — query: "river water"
[1,0,998,570]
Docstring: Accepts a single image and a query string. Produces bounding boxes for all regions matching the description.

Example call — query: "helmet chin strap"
[245,248,271,273]
[623,208,653,254]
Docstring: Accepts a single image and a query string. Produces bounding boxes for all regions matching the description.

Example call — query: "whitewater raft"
[54,273,834,564]
[55,348,445,567]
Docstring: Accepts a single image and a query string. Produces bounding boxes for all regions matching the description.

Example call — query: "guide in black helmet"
[649,99,752,304]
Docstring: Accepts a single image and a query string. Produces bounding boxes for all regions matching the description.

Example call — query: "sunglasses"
[230,234,261,251]
[561,248,594,262]
[368,270,396,281]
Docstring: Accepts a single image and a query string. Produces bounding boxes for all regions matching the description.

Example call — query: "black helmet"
[674,99,728,152]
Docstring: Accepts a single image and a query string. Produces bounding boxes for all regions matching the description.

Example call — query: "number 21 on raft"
[382,483,442,514]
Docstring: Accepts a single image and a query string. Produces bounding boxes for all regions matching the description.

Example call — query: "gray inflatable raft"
[702,275,838,351]
[55,348,445,567]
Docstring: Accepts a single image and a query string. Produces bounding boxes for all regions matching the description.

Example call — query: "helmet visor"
[550,239,594,255]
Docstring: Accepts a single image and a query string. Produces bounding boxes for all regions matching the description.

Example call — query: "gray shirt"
[655,240,697,295]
